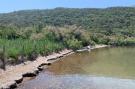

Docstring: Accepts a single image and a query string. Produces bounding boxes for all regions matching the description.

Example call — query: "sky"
[0,0,135,13]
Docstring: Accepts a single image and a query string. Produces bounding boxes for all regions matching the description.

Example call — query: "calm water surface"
[19,47,135,89]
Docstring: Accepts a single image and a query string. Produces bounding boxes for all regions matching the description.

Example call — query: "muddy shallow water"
[18,47,135,89]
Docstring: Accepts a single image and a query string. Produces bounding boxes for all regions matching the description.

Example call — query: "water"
[18,47,135,89]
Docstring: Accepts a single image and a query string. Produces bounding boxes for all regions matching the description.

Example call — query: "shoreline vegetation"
[0,45,107,89]
[0,26,134,68]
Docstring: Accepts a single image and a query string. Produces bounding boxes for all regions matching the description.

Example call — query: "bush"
[66,38,82,50]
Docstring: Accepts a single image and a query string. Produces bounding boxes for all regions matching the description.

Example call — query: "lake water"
[18,47,135,89]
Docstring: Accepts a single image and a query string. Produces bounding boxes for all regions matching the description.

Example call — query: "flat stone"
[1,81,17,89]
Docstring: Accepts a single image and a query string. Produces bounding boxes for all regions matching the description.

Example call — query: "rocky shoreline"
[0,49,74,89]
[0,45,108,89]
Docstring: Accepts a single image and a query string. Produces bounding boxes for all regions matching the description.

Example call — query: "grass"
[0,38,64,61]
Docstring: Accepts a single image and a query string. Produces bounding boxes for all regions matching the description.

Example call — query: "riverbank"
[0,45,108,89]
[0,49,73,89]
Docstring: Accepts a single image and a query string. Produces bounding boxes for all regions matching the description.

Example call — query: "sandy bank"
[0,49,73,89]
[91,44,108,49]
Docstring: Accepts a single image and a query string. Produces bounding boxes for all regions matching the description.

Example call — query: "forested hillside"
[0,7,135,37]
